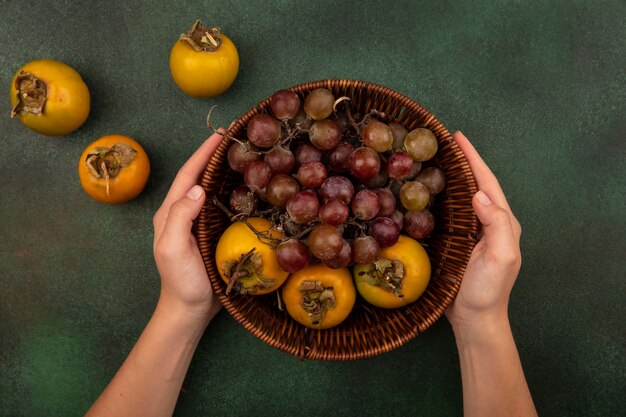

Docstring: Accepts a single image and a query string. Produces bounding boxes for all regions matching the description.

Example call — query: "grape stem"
[288,222,319,241]
[212,195,283,247]
[346,218,368,234]
[336,97,361,135]
[276,118,307,149]
[359,109,386,126]
[206,105,250,148]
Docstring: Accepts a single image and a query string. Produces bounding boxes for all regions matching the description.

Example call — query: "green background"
[1,0,624,416]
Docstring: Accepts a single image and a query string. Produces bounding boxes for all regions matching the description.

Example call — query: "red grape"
[295,142,322,166]
[244,160,272,190]
[229,185,258,215]
[390,210,404,230]
[266,174,300,207]
[360,164,388,188]
[353,236,380,264]
[374,188,396,216]
[247,114,281,148]
[286,190,320,223]
[351,189,380,220]
[349,147,381,179]
[264,147,295,175]
[406,161,422,179]
[387,151,414,180]
[270,90,300,120]
[388,123,408,150]
[324,239,352,269]
[404,209,435,239]
[369,217,400,247]
[276,239,309,272]
[227,142,260,173]
[309,119,341,150]
[334,112,349,132]
[297,162,328,188]
[415,167,446,195]
[327,141,354,173]
[319,199,349,225]
[319,176,354,204]
[308,224,343,260]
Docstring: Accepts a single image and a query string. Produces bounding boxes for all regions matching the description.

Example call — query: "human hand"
[152,131,225,323]
[445,131,523,337]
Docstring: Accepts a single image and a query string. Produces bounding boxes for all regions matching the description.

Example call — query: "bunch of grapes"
[219,88,445,273]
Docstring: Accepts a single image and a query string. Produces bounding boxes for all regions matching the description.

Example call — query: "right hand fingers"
[472,190,519,266]
[453,131,522,240]
[452,131,511,212]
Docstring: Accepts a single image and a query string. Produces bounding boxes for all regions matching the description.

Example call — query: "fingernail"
[476,190,492,205]
[187,185,204,200]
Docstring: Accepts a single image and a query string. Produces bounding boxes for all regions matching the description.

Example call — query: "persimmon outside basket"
[197,79,479,361]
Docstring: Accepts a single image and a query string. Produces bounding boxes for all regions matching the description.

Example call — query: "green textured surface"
[1,0,624,416]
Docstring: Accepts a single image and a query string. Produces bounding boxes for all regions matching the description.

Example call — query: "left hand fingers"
[155,185,206,255]
[154,130,224,236]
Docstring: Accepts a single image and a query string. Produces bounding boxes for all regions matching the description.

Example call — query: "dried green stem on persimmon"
[11,71,47,117]
[299,280,336,326]
[222,248,276,295]
[85,143,137,196]
[179,20,222,52]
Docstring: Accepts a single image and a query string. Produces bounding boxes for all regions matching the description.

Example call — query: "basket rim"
[197,78,479,361]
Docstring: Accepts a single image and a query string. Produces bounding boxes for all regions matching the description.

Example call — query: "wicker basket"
[197,79,478,360]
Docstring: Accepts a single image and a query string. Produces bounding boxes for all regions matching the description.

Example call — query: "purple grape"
[286,190,320,224]
[270,90,300,120]
[327,141,354,173]
[276,239,309,272]
[349,147,381,179]
[244,160,272,190]
[369,217,400,248]
[319,176,355,204]
[351,189,380,221]
[297,162,328,188]
[353,236,380,264]
[323,239,352,269]
[264,147,295,175]
[227,142,260,173]
[374,188,396,216]
[404,210,435,239]
[319,199,350,226]
[247,114,281,148]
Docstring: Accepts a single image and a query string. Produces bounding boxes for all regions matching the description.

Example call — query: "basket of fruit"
[197,79,478,360]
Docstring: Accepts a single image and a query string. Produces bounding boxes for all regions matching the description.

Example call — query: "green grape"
[362,121,393,152]
[404,128,438,161]
[303,88,335,120]
[399,181,430,211]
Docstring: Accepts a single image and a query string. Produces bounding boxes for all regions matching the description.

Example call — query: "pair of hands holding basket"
[85,131,537,417]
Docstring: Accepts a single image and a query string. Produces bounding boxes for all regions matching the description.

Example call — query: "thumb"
[161,185,206,249]
[472,190,516,254]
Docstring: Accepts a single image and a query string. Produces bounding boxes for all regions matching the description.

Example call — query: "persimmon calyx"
[358,258,405,297]
[299,280,336,326]
[85,143,137,179]
[11,71,47,117]
[179,20,222,52]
